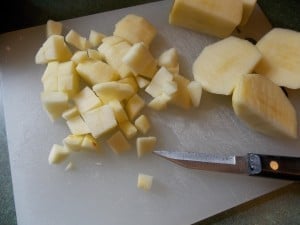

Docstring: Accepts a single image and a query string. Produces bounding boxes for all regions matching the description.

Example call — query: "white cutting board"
[1,1,299,225]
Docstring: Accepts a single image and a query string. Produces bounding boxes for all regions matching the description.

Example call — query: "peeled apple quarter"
[193,36,261,95]
[169,0,243,38]
[232,74,297,139]
[255,28,300,89]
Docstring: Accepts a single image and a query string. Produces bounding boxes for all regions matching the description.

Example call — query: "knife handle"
[247,153,300,180]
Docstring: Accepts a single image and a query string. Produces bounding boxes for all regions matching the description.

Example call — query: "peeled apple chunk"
[169,0,243,38]
[193,36,262,95]
[113,14,157,47]
[48,144,70,164]
[46,20,62,37]
[137,173,153,191]
[232,74,297,139]
[240,0,257,26]
[255,28,300,89]
[35,35,72,64]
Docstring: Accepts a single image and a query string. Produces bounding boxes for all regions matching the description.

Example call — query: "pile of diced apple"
[36,16,202,166]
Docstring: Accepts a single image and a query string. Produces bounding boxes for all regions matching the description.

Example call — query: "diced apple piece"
[148,93,171,111]
[169,0,243,38]
[193,36,262,95]
[240,0,257,26]
[40,91,69,121]
[93,82,134,103]
[134,115,151,134]
[57,61,80,97]
[73,87,102,114]
[255,28,300,89]
[87,49,103,61]
[119,120,137,139]
[101,35,125,46]
[71,51,89,64]
[145,67,176,98]
[187,81,202,107]
[35,35,72,64]
[136,76,150,89]
[81,134,101,151]
[232,74,297,139]
[63,134,84,152]
[171,74,191,110]
[122,42,157,79]
[76,60,119,86]
[136,136,156,158]
[108,100,129,123]
[66,29,90,50]
[48,144,70,164]
[41,61,59,91]
[125,94,145,120]
[107,130,131,154]
[62,106,79,120]
[89,30,106,48]
[66,115,90,135]
[119,76,139,93]
[82,105,117,138]
[98,41,133,78]
[158,48,179,71]
[113,14,157,47]
[137,173,153,191]
[46,20,63,37]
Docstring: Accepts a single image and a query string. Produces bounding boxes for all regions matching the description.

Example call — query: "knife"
[153,151,300,180]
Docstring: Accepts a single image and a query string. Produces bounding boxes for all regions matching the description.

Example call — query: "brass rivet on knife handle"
[247,153,300,180]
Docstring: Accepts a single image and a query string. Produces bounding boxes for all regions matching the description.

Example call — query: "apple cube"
[66,29,90,50]
[145,67,176,98]
[87,49,103,61]
[113,14,157,47]
[240,0,257,26]
[171,74,191,110]
[158,48,179,74]
[48,144,70,164]
[71,51,89,64]
[82,105,117,138]
[136,136,156,158]
[108,100,129,123]
[35,35,72,64]
[46,20,63,37]
[118,76,139,93]
[76,60,119,86]
[89,30,106,48]
[122,42,157,79]
[62,106,79,120]
[169,0,243,38]
[81,134,101,151]
[41,61,59,92]
[187,81,202,107]
[101,35,125,45]
[137,173,153,191]
[136,76,150,89]
[63,134,84,152]
[40,91,69,121]
[106,130,131,155]
[98,41,133,78]
[57,61,80,97]
[66,115,90,135]
[125,94,145,120]
[93,81,134,103]
[73,86,102,114]
[119,120,138,139]
[148,93,171,111]
[134,115,151,134]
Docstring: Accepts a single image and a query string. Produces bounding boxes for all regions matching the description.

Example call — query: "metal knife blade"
[153,151,300,180]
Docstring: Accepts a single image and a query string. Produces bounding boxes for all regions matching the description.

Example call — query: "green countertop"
[0,1,299,225]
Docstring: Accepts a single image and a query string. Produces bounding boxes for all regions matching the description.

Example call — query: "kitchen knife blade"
[153,151,300,180]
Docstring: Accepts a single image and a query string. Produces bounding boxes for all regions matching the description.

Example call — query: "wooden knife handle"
[247,153,300,180]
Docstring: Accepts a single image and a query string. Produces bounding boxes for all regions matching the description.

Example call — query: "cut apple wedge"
[193,36,262,95]
[232,74,297,139]
[255,28,300,89]
[46,20,62,37]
